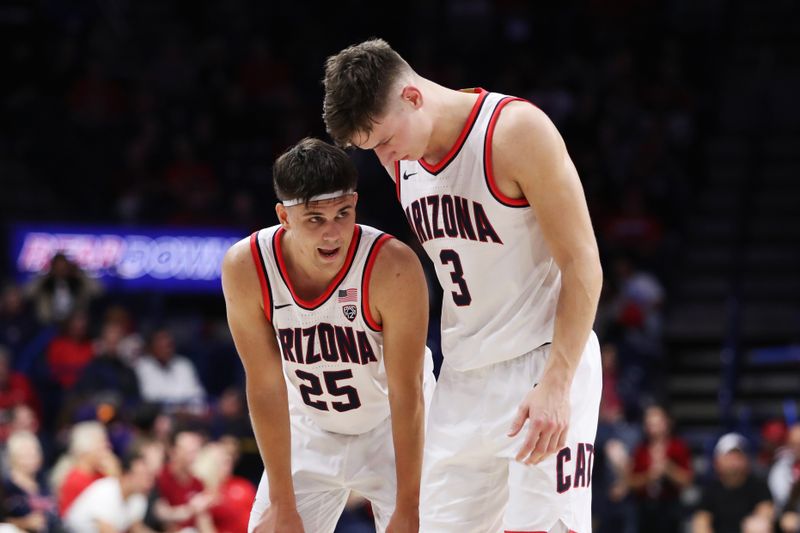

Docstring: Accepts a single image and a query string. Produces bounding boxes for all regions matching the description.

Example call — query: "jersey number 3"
[295,369,362,412]
[440,249,472,306]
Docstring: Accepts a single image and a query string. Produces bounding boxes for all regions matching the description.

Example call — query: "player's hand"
[252,505,305,533]
[386,508,420,533]
[508,380,570,465]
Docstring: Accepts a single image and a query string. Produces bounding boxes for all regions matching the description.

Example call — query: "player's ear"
[275,203,290,228]
[352,192,359,209]
[401,86,423,109]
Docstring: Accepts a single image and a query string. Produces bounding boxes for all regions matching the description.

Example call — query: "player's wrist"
[268,492,298,510]
[537,373,571,393]
[393,493,420,513]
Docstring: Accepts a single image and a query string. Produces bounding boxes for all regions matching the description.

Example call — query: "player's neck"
[422,86,482,166]
[281,233,340,299]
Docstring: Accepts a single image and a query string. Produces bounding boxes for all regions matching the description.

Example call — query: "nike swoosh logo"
[402,171,417,180]
[274,303,292,310]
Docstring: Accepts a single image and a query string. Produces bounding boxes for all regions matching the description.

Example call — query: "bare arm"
[130,522,160,533]
[627,468,651,490]
[692,510,714,533]
[500,102,602,463]
[369,238,428,530]
[664,460,694,488]
[95,519,117,533]
[751,500,774,522]
[221,238,303,528]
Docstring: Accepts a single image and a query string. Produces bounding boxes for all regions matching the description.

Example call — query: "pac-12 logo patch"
[343,304,357,322]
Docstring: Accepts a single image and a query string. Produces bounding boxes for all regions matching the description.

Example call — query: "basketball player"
[221,138,433,533]
[323,39,603,533]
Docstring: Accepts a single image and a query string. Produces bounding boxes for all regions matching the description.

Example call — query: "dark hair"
[322,38,410,147]
[121,446,146,472]
[168,419,208,448]
[272,137,357,204]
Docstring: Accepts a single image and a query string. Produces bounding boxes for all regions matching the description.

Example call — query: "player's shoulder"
[491,99,564,173]
[492,99,557,147]
[369,236,422,283]
[221,233,262,293]
[223,235,254,271]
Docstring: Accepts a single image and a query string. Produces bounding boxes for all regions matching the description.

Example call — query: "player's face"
[354,89,432,166]
[281,194,358,271]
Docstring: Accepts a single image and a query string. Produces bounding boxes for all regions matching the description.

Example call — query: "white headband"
[280,190,355,207]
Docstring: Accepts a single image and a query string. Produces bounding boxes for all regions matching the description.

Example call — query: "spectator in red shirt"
[629,404,694,533]
[46,311,94,389]
[193,440,256,533]
[0,346,41,441]
[50,420,120,516]
[153,426,215,532]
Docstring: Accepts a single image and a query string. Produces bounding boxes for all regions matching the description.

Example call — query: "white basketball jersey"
[250,224,394,435]
[394,89,561,371]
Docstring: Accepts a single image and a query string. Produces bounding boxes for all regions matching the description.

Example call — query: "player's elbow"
[560,246,603,299]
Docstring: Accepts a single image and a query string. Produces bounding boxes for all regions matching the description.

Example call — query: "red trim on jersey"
[249,231,272,322]
[361,234,393,332]
[274,225,362,310]
[419,88,488,174]
[394,160,401,200]
[485,97,531,208]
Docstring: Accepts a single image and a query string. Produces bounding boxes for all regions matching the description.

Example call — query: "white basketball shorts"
[249,371,435,533]
[420,332,601,533]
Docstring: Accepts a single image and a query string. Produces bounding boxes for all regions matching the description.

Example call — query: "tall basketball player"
[323,40,603,533]
[221,138,433,533]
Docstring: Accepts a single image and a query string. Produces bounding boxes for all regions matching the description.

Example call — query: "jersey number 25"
[295,369,362,412]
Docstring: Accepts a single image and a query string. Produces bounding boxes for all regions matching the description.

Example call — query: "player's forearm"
[543,256,602,388]
[388,385,425,510]
[246,377,297,507]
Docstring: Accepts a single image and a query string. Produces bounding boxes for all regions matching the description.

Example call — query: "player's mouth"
[317,246,341,261]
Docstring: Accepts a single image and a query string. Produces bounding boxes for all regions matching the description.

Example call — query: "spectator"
[0,347,40,441]
[50,421,120,516]
[192,441,255,533]
[24,253,101,325]
[2,431,59,532]
[45,311,94,390]
[63,447,156,533]
[758,419,788,475]
[101,305,144,366]
[153,426,214,532]
[73,320,141,409]
[0,284,37,357]
[594,437,637,533]
[692,433,774,533]
[779,477,800,532]
[629,404,693,533]
[134,328,206,411]
[207,389,260,485]
[770,423,800,512]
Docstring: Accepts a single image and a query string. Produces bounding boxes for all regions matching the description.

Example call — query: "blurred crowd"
[1,0,794,532]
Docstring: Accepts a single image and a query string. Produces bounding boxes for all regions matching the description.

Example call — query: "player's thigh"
[249,481,349,533]
[503,334,601,533]
[344,418,398,533]
[420,449,509,532]
[505,454,593,533]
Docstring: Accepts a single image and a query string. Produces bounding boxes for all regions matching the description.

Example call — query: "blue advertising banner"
[10,224,243,293]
